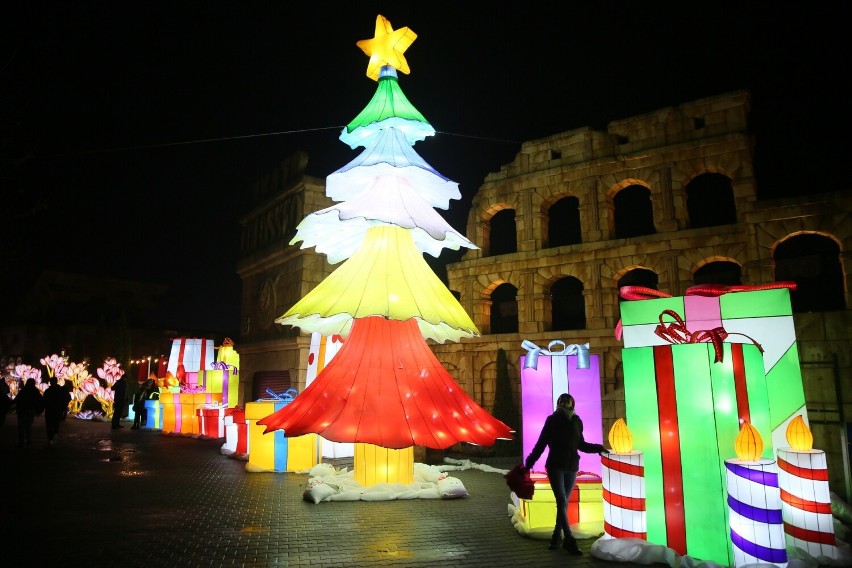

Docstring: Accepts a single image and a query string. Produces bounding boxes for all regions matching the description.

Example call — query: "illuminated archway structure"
[259,15,512,486]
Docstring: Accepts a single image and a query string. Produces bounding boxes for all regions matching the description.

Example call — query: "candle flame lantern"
[734,421,764,462]
[785,415,813,451]
[609,418,633,454]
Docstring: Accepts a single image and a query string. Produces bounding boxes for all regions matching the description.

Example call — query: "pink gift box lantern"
[520,340,602,477]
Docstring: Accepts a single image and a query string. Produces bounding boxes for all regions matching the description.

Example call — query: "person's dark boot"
[548,529,561,550]
[563,536,582,556]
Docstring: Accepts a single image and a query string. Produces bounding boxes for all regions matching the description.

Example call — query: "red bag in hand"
[504,464,535,500]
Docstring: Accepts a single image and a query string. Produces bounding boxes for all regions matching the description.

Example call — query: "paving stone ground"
[1,414,650,568]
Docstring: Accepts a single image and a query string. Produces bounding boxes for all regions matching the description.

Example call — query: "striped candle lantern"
[725,422,787,567]
[777,416,838,559]
[601,419,647,540]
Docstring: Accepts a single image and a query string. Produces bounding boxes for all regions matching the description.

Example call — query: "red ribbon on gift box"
[652,309,764,363]
[615,282,797,339]
[619,281,797,301]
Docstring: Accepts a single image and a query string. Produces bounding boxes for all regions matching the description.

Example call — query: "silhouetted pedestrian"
[0,377,10,429]
[111,375,127,430]
[132,378,157,429]
[525,393,606,556]
[43,376,72,444]
[13,378,44,448]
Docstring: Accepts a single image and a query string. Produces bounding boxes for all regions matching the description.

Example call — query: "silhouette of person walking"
[0,377,10,429]
[525,393,606,556]
[13,378,43,448]
[132,378,157,429]
[111,375,127,430]
[43,376,72,444]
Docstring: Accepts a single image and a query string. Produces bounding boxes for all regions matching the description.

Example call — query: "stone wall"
[236,93,852,499]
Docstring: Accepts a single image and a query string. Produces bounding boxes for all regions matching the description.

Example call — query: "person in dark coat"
[132,378,157,429]
[43,376,72,444]
[525,393,607,555]
[13,378,43,448]
[110,375,128,430]
[0,377,10,429]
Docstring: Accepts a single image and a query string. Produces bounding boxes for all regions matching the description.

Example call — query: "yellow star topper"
[356,15,417,81]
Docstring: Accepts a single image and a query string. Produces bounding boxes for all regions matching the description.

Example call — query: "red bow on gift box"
[653,309,763,363]
[615,281,796,342]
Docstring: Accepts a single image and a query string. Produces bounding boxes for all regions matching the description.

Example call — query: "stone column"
[585,178,604,241]
[655,164,679,232]
[587,261,607,330]
[661,250,682,296]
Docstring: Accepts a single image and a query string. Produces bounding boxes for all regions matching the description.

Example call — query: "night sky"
[4,2,849,334]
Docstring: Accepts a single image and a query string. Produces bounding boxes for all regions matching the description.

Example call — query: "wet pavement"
[1,414,648,568]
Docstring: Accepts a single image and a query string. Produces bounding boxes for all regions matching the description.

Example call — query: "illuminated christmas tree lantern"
[257,15,511,487]
[777,416,838,559]
[520,340,601,477]
[602,419,646,540]
[622,315,774,565]
[246,393,317,473]
[725,422,787,567]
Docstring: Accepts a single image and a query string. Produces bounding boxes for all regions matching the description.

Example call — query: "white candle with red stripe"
[777,416,838,559]
[602,418,647,539]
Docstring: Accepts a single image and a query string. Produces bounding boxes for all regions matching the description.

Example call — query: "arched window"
[547,197,581,248]
[686,173,737,228]
[490,283,518,334]
[694,261,742,286]
[617,268,659,291]
[616,268,659,318]
[551,277,585,330]
[775,234,844,312]
[489,209,517,256]
[614,185,656,239]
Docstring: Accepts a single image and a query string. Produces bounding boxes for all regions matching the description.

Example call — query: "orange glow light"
[734,421,764,461]
[785,415,813,451]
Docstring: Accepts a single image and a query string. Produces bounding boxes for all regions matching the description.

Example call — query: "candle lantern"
[777,416,838,559]
[602,419,646,540]
[725,422,787,567]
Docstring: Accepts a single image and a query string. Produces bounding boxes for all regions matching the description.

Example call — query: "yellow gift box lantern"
[245,389,317,473]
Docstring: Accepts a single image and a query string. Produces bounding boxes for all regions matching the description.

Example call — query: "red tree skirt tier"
[258,316,513,449]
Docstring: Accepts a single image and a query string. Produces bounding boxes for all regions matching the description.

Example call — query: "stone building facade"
[236,92,852,498]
